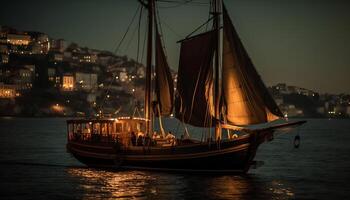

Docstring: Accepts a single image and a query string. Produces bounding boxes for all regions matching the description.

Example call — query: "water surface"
[0,118,349,199]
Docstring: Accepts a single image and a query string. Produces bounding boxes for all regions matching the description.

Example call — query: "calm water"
[0,118,349,199]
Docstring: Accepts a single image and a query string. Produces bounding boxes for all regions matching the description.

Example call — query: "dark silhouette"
[131,131,136,146]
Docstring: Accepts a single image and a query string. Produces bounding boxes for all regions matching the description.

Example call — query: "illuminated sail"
[222,5,282,126]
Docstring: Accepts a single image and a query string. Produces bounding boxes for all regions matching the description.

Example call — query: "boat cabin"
[67,117,146,147]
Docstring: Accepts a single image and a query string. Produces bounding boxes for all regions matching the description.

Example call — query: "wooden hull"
[67,132,267,173]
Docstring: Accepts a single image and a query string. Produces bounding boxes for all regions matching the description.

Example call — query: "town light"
[52,104,63,112]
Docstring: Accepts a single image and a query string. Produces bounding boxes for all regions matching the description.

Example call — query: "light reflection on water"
[67,168,294,199]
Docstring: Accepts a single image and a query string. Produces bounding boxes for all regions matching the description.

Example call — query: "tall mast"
[145,0,154,136]
[213,0,222,140]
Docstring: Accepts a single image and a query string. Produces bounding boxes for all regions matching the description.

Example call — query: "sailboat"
[66,0,306,173]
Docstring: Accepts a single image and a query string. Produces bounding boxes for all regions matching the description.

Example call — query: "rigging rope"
[158,0,209,7]
[124,19,140,53]
[184,16,214,39]
[98,5,142,115]
[136,6,144,63]
[140,18,148,64]
[114,5,141,54]
[158,0,193,9]
[158,18,183,39]
[155,4,169,58]
[205,0,213,31]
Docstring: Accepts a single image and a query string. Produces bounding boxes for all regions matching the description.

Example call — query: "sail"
[154,27,174,116]
[222,5,283,126]
[175,31,216,127]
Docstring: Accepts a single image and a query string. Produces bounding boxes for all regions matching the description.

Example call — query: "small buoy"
[294,135,300,148]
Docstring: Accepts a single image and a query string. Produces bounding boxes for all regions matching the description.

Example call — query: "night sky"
[1,0,349,94]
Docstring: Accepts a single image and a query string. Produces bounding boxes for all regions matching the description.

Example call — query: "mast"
[213,0,222,140]
[144,0,154,136]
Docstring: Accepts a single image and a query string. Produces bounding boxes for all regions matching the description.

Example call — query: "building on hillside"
[28,32,50,54]
[61,74,74,91]
[0,54,9,64]
[47,67,56,83]
[279,104,303,117]
[0,82,18,98]
[49,52,64,62]
[23,64,35,73]
[6,33,31,46]
[0,44,8,54]
[136,66,145,78]
[75,72,98,91]
[71,52,97,63]
[11,67,33,90]
[317,106,325,115]
[50,39,66,52]
[97,53,121,66]
[63,51,72,61]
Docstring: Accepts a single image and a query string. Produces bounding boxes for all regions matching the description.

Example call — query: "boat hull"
[67,133,265,173]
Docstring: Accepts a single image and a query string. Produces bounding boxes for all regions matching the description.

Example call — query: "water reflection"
[67,168,295,199]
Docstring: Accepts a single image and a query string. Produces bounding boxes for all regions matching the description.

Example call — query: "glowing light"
[52,104,63,112]
[62,76,74,91]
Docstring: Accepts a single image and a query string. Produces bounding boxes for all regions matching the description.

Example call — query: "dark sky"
[1,0,349,94]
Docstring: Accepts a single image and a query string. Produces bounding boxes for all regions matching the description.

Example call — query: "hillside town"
[0,26,153,117]
[269,83,350,118]
[0,26,349,118]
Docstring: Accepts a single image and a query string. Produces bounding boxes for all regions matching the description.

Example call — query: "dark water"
[0,118,349,199]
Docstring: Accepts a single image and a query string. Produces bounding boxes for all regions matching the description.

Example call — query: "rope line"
[98,5,142,115]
